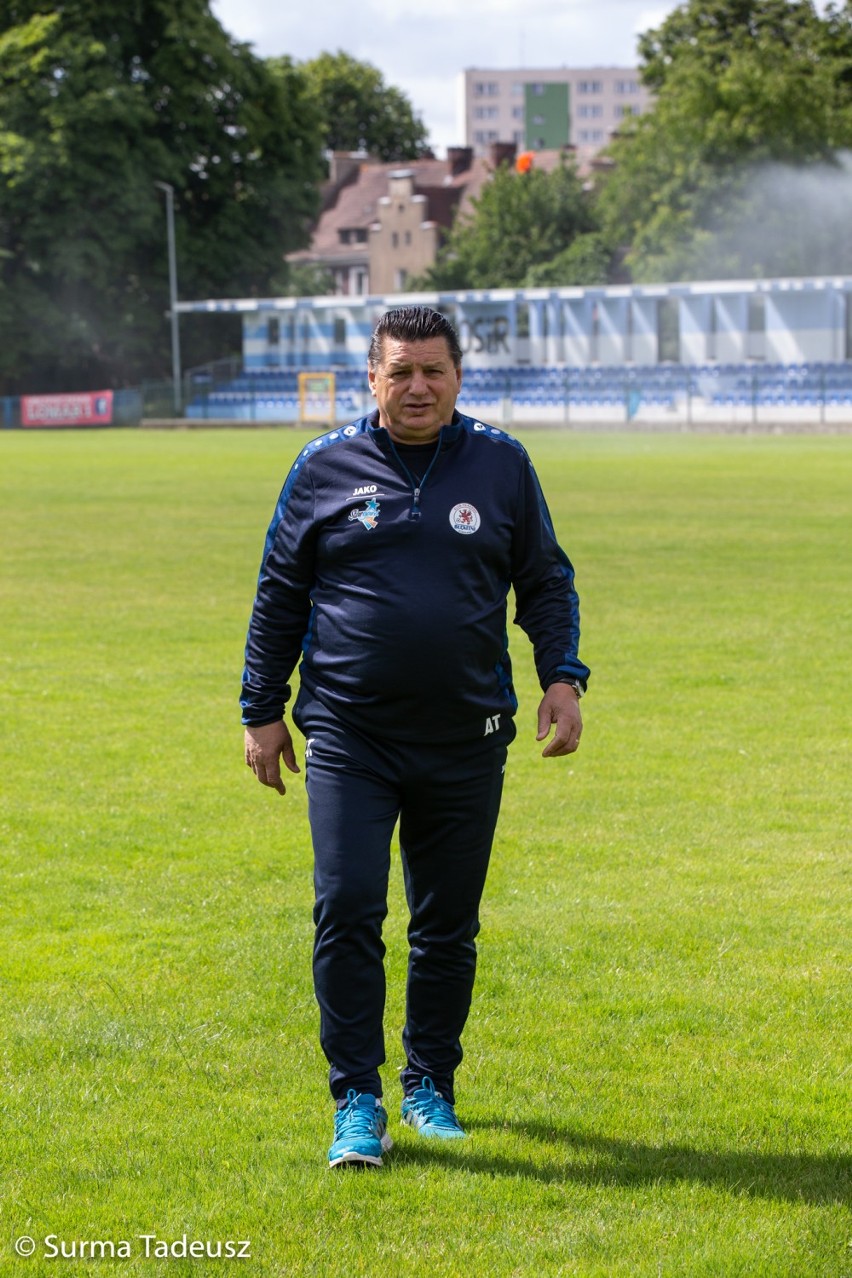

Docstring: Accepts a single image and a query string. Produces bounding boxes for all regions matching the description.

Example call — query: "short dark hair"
[368,306,463,370]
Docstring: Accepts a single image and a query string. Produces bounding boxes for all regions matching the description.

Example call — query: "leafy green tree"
[524,233,614,287]
[598,0,852,280]
[281,261,335,297]
[281,50,430,163]
[0,1,324,392]
[418,158,597,290]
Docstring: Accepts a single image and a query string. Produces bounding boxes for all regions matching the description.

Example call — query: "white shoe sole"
[328,1133,393,1169]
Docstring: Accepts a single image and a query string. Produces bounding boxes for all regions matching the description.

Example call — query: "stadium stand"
[185,362,852,425]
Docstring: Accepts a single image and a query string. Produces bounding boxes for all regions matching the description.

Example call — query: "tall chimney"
[489,141,517,169]
[446,146,474,177]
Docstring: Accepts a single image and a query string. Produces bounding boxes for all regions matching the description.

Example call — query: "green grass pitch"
[0,426,849,1276]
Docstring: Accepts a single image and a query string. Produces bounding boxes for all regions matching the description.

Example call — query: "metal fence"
[183,361,852,428]
[1,385,172,429]
[5,362,852,429]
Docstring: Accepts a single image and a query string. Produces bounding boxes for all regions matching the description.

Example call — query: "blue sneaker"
[328,1090,392,1168]
[401,1076,466,1139]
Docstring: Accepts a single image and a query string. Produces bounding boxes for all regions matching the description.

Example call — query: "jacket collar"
[366,409,462,451]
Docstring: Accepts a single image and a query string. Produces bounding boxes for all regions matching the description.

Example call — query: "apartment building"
[459,66,652,158]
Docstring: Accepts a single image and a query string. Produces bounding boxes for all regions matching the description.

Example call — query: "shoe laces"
[407,1077,460,1127]
[335,1089,380,1138]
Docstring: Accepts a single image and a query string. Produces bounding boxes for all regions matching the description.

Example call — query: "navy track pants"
[295,696,511,1104]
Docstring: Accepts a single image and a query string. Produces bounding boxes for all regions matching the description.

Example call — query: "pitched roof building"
[287,143,597,297]
[286,147,483,296]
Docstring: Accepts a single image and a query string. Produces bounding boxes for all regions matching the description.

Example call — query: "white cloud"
[631,6,672,39]
[211,0,677,152]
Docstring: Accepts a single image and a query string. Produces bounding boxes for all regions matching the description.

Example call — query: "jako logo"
[352,484,378,496]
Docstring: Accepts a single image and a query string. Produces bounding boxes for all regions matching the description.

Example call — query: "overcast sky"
[210,0,678,155]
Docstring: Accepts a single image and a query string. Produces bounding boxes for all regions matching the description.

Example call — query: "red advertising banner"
[21,390,114,428]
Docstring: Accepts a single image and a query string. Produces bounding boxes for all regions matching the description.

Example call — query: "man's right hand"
[244,720,300,795]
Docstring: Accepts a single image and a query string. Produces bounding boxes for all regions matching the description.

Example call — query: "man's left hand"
[536,683,583,757]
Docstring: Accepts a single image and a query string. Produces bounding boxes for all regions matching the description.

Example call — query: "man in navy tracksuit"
[242,306,590,1168]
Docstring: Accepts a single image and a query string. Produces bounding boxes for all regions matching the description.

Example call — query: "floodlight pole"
[155,181,182,414]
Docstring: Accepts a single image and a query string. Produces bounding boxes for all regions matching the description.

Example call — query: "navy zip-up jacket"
[241,410,590,743]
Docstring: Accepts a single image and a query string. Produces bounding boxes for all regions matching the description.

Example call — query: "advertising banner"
[21,391,114,428]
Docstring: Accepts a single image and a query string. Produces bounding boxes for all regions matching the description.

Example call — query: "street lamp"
[154,181,182,414]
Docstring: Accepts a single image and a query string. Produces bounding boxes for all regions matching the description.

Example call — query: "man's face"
[368,336,462,444]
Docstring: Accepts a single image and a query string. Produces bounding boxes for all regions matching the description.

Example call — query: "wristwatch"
[561,679,584,698]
